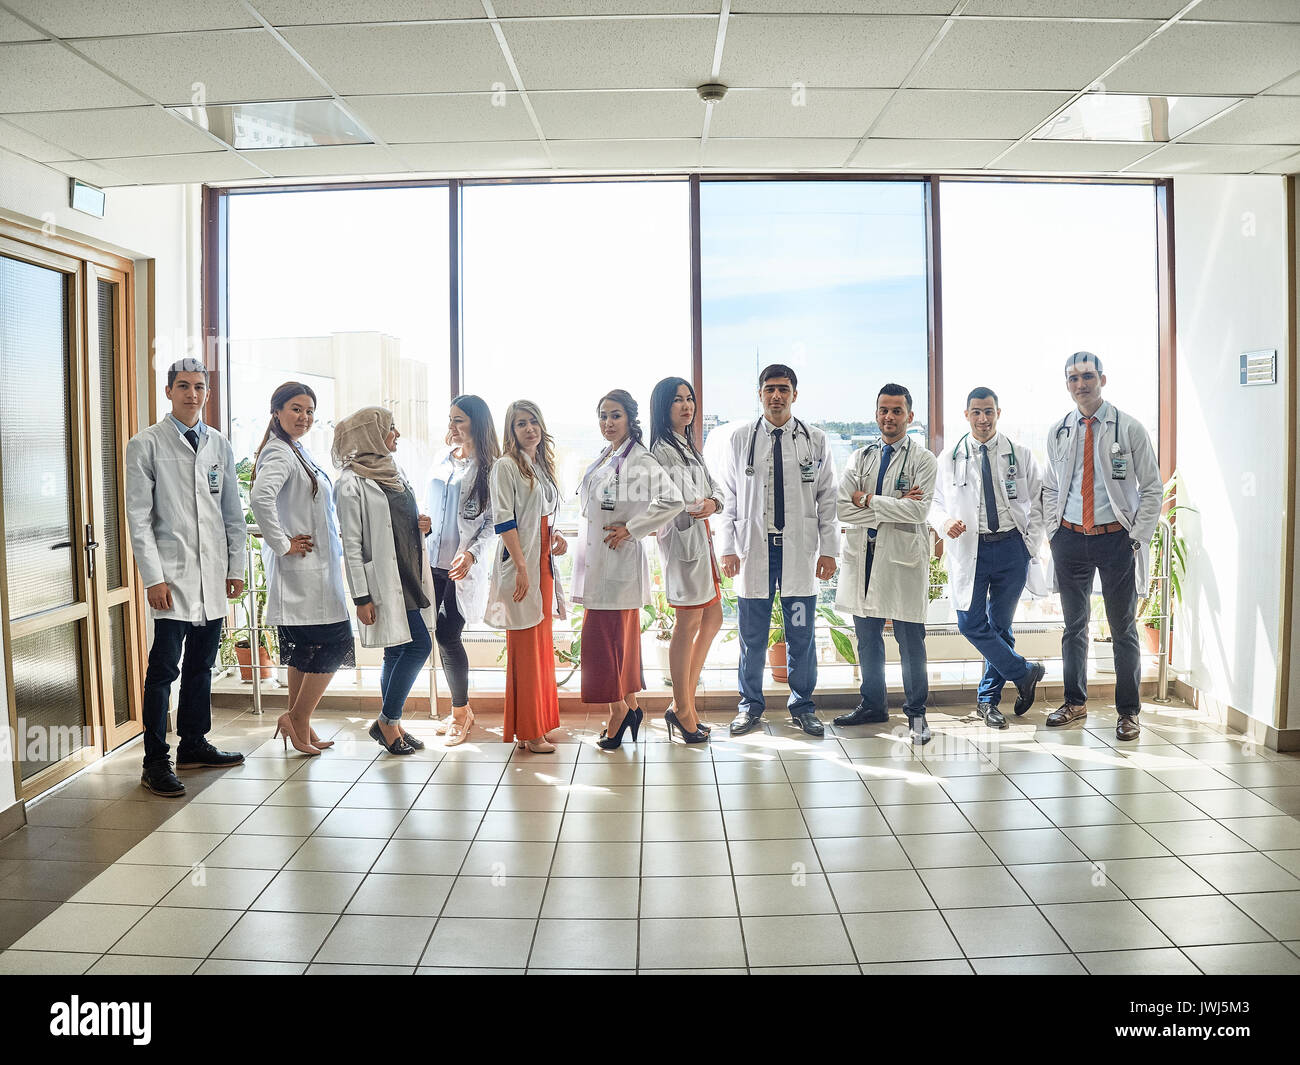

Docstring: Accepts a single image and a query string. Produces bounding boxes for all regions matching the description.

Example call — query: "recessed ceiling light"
[1032,93,1243,143]
[170,100,374,150]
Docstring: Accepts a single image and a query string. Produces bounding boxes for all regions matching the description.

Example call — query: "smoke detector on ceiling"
[696,83,728,103]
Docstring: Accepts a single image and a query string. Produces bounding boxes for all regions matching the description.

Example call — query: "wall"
[0,147,198,809]
[1174,175,1292,733]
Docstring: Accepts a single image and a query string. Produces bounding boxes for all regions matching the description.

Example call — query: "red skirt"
[503,516,561,743]
[580,608,645,703]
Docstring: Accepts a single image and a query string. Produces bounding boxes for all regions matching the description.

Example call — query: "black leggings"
[431,568,470,706]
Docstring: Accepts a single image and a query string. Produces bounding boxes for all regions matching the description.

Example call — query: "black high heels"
[597,706,643,751]
[664,708,709,744]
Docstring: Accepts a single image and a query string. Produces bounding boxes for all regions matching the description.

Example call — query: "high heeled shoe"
[664,707,709,744]
[597,706,643,751]
[274,714,321,757]
[307,728,334,750]
[369,720,415,756]
[518,736,556,753]
[445,707,475,748]
[433,713,455,735]
[667,702,711,734]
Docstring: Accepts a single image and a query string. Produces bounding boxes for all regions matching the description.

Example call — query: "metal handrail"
[1153,514,1174,703]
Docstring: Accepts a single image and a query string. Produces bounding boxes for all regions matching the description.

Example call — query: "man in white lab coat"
[717,364,838,737]
[930,387,1048,730]
[125,359,247,796]
[834,385,938,744]
[1042,352,1161,741]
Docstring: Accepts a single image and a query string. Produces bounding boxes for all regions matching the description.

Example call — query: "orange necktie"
[1081,416,1096,532]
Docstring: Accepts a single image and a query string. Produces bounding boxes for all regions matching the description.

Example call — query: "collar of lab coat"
[1073,400,1114,430]
[168,413,206,440]
[761,415,795,437]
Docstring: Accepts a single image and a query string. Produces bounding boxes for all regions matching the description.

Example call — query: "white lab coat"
[249,438,350,626]
[1042,403,1162,594]
[651,435,725,607]
[124,418,246,624]
[484,455,567,631]
[928,433,1049,612]
[716,418,839,599]
[572,441,684,610]
[836,439,938,624]
[335,469,436,649]
[424,448,496,625]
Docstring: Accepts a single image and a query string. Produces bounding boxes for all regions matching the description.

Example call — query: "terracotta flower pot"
[235,643,273,682]
[1141,624,1162,655]
[768,642,788,683]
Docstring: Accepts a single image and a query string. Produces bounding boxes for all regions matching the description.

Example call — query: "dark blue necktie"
[869,443,893,541]
[185,429,199,452]
[771,428,785,531]
[981,443,1000,533]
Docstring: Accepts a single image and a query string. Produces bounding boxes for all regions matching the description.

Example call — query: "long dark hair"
[447,394,500,515]
[650,376,700,463]
[253,381,319,496]
[598,388,644,448]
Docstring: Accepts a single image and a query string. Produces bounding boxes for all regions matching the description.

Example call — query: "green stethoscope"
[951,432,1017,487]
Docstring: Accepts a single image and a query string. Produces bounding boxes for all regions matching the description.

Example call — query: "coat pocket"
[362,560,384,606]
[881,524,927,568]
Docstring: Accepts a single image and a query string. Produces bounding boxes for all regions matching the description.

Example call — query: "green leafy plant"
[928,553,948,604]
[817,605,857,665]
[220,455,278,669]
[1139,474,1194,632]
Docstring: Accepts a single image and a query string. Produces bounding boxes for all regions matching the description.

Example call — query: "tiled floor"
[3,698,1300,975]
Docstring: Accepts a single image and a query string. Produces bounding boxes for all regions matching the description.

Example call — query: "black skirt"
[277,621,356,674]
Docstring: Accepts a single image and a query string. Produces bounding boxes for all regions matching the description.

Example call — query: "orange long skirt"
[503,516,561,743]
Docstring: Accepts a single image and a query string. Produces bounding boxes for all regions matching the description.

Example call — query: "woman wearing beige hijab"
[333,407,436,756]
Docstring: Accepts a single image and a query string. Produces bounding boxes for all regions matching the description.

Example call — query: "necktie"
[869,443,894,541]
[771,428,785,531]
[1081,416,1096,532]
[185,429,199,452]
[980,443,1000,533]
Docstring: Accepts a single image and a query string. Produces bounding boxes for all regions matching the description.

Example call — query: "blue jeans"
[141,617,224,766]
[854,546,928,721]
[378,610,432,725]
[737,536,817,718]
[956,532,1031,706]
[1051,527,1141,716]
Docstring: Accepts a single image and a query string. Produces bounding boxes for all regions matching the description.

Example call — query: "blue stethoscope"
[744,417,814,478]
[951,432,1017,488]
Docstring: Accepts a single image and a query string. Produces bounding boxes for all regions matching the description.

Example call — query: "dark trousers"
[378,609,432,724]
[854,545,928,721]
[737,536,817,718]
[956,532,1031,706]
[141,617,224,766]
[431,569,470,707]
[1050,526,1141,716]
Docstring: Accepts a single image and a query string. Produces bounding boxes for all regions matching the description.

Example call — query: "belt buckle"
[770,533,783,546]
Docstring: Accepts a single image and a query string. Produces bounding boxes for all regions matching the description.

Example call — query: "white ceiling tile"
[733,2,957,11]
[529,90,703,138]
[722,15,945,88]
[963,1,1184,16]
[990,139,1159,171]
[344,93,538,142]
[701,137,857,167]
[848,136,1012,167]
[502,17,717,90]
[914,18,1156,90]
[392,139,552,171]
[6,106,221,158]
[547,138,702,168]
[73,30,326,106]
[0,118,71,161]
[255,0,485,24]
[707,87,892,136]
[1191,1,1300,21]
[282,23,511,95]
[86,151,267,184]
[0,10,46,42]
[1180,97,1300,144]
[872,88,1071,138]
[239,143,408,176]
[1128,141,1296,173]
[1265,70,1300,95]
[1105,23,1300,95]
[1254,149,1300,173]
[3,0,259,37]
[46,157,132,187]
[496,1,720,13]
[0,42,147,111]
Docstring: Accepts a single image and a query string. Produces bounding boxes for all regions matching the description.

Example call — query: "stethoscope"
[1054,409,1126,470]
[864,435,915,491]
[950,432,1017,488]
[744,417,815,478]
[581,438,636,511]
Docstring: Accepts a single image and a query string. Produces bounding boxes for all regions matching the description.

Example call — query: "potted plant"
[817,604,859,679]
[234,631,274,682]
[926,552,951,625]
[767,591,788,682]
[1137,475,1193,655]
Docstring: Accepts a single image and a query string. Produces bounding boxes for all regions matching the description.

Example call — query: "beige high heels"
[517,736,556,754]
[274,713,321,757]
[445,707,475,748]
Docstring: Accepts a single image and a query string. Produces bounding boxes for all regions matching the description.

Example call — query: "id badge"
[1111,456,1129,480]
[207,465,221,494]
[462,497,480,520]
[800,460,815,484]
[895,475,911,492]
[600,489,616,512]
[1004,477,1018,500]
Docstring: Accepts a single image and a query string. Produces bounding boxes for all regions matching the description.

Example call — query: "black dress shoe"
[729,711,764,736]
[909,716,932,746]
[141,760,186,797]
[833,705,890,727]
[790,711,825,737]
[976,702,1008,729]
[1013,662,1046,716]
[175,742,245,769]
[399,730,426,751]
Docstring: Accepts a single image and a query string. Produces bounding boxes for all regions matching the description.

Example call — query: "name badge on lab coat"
[800,459,815,484]
[1004,477,1018,499]
[600,486,616,512]
[895,475,911,492]
[207,465,221,494]
[1111,456,1128,480]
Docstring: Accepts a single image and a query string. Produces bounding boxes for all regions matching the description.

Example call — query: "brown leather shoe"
[1045,703,1087,727]
[1116,715,1140,741]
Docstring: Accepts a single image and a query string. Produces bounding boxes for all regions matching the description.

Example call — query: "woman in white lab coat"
[250,381,354,757]
[649,377,723,744]
[485,400,568,753]
[333,407,436,757]
[573,389,683,751]
[424,395,499,746]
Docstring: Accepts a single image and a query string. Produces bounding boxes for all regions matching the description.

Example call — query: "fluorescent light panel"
[171,100,373,150]
[1033,93,1242,143]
